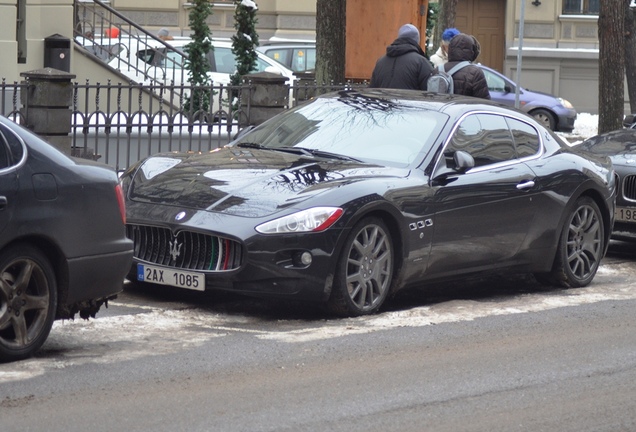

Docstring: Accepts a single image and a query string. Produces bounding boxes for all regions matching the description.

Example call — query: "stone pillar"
[293,71,317,105]
[241,71,289,126]
[20,68,76,155]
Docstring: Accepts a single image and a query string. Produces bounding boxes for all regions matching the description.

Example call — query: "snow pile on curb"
[558,112,598,145]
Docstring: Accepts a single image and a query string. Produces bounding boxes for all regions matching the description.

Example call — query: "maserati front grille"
[126,224,243,271]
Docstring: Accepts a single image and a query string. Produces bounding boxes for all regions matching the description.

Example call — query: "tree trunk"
[315,0,346,86]
[625,1,636,113]
[598,0,625,133]
[433,0,458,51]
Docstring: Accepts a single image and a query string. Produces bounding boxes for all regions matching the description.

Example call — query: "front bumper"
[556,109,577,132]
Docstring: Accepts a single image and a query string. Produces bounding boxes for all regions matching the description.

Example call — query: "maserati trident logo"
[169,236,183,262]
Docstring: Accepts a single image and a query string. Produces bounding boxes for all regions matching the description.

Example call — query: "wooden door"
[345,0,429,81]
[455,0,505,72]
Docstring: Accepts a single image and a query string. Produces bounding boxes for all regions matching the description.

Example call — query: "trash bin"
[44,34,71,72]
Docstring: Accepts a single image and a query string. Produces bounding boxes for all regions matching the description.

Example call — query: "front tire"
[535,197,604,288]
[531,108,556,131]
[327,217,394,317]
[0,245,57,362]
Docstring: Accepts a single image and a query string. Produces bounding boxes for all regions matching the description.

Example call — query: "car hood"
[126,147,407,217]
[519,88,565,108]
[577,129,636,166]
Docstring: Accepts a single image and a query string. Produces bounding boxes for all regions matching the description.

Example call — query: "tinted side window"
[482,68,507,92]
[265,48,291,68]
[164,50,184,70]
[0,136,9,169]
[291,48,316,72]
[0,124,24,169]
[446,114,515,168]
[506,117,540,158]
[254,56,275,73]
[213,48,237,74]
[136,49,158,65]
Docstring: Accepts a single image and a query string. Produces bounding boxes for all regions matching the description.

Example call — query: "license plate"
[137,263,205,291]
[615,207,636,223]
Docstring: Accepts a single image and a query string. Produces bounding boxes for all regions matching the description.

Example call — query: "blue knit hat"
[398,24,420,44]
[441,28,460,43]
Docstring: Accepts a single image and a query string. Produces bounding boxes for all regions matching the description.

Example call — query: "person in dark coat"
[370,24,433,90]
[443,33,490,99]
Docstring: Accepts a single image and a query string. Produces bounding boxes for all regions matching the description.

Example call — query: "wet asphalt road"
[1,240,636,432]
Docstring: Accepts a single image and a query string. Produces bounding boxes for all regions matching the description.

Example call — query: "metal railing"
[0,80,26,124]
[1,75,368,172]
[70,80,251,171]
[73,0,190,99]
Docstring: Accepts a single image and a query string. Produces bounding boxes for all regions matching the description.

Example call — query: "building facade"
[0,1,609,114]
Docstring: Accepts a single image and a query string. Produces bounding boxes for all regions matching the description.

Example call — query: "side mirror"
[453,150,475,172]
[432,150,475,185]
[504,84,512,94]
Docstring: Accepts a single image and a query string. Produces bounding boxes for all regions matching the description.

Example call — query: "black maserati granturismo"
[120,89,615,317]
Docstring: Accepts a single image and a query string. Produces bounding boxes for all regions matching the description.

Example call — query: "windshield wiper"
[236,144,361,162]
[298,148,362,162]
[236,144,311,156]
[236,142,267,149]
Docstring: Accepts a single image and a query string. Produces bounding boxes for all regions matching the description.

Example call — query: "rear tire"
[535,197,604,288]
[0,245,57,362]
[327,217,394,317]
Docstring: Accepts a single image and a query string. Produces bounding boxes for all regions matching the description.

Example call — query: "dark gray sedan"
[0,116,133,362]
[577,128,636,240]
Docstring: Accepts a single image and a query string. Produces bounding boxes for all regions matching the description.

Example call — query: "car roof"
[258,43,316,50]
[316,88,533,117]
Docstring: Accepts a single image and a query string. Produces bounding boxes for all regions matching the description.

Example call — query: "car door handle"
[0,196,6,210]
[516,180,535,190]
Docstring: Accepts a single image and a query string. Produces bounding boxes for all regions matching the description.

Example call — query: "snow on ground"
[571,112,599,138]
[556,112,599,146]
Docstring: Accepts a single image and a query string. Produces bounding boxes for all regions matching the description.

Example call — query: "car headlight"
[256,207,344,234]
[558,98,574,109]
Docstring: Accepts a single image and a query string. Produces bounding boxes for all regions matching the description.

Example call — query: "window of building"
[562,0,600,15]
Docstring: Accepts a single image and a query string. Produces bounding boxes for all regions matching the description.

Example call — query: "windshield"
[233,92,447,167]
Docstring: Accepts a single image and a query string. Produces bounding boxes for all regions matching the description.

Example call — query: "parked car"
[0,116,133,362]
[97,36,299,113]
[478,64,577,132]
[257,42,316,73]
[106,37,297,87]
[120,89,615,317]
[576,128,636,240]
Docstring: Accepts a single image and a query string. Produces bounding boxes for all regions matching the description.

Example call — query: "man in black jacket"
[370,24,433,90]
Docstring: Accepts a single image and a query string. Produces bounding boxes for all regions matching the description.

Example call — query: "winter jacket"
[370,38,434,90]
[443,34,490,99]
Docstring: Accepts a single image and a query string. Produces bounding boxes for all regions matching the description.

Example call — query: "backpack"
[427,61,471,94]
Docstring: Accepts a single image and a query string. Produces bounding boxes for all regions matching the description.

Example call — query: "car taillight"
[115,184,126,225]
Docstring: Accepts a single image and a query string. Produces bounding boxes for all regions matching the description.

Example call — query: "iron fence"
[70,80,250,171]
[1,78,368,171]
[0,79,26,124]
